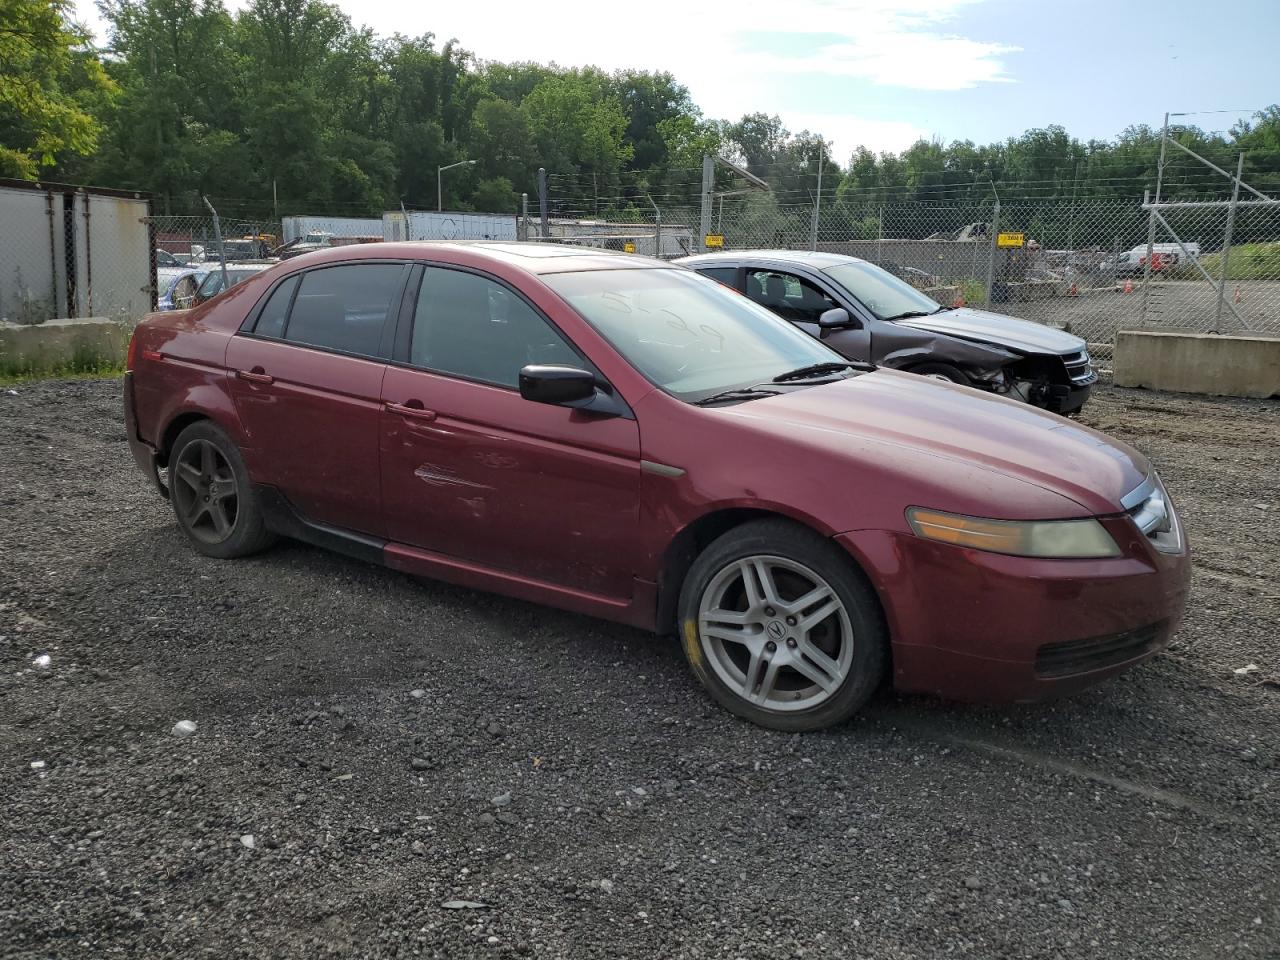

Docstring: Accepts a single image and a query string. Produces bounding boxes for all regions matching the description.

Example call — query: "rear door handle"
[385,401,438,422]
[236,369,274,385]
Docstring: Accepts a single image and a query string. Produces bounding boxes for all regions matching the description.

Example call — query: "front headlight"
[906,507,1122,559]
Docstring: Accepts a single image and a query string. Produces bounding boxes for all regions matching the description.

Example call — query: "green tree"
[0,0,114,177]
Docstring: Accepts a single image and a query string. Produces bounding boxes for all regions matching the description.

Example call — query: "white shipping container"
[282,215,383,241]
[0,180,152,323]
[382,210,517,242]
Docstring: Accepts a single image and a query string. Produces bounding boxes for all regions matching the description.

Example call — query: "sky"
[73,0,1280,163]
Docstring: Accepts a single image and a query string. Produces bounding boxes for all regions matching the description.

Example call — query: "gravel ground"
[1,377,1277,959]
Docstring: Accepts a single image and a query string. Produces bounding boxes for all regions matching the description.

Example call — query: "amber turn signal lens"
[906,508,1122,559]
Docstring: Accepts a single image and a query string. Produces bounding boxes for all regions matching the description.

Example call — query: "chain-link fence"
[7,176,1277,357]
[541,191,1280,345]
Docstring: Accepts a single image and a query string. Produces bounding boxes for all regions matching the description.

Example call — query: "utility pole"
[809,141,825,251]
[699,154,714,252]
[538,168,549,239]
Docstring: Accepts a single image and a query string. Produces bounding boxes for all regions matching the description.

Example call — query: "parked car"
[191,261,276,305]
[206,238,273,262]
[156,266,209,311]
[123,243,1188,731]
[273,231,336,260]
[676,250,1097,414]
[155,248,183,268]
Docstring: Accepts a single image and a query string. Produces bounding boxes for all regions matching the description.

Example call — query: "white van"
[1104,242,1202,274]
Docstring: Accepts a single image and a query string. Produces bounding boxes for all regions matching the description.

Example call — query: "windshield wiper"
[771,361,873,383]
[880,310,936,322]
[692,387,782,407]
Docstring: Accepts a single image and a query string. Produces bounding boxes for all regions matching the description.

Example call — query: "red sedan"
[123,242,1190,730]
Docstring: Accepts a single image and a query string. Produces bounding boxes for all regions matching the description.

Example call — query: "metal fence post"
[538,168,549,239]
[520,193,529,241]
[1215,153,1245,327]
[984,200,1000,306]
[699,154,714,252]
[1139,113,1169,325]
[809,143,824,252]
[202,196,228,291]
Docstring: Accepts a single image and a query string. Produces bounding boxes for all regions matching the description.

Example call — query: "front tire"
[168,421,276,559]
[677,519,888,731]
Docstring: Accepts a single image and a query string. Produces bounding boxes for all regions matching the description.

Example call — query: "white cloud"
[73,0,1012,153]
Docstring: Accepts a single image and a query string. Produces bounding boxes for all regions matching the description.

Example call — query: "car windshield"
[822,261,942,321]
[543,268,842,402]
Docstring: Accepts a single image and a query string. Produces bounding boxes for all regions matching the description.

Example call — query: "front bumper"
[836,517,1191,703]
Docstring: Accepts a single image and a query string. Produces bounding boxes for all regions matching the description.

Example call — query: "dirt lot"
[1,377,1277,959]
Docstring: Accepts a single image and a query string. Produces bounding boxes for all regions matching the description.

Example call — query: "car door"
[225,261,411,537]
[379,263,642,599]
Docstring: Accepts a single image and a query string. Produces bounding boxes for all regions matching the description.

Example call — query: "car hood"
[893,307,1085,355]
[723,370,1147,517]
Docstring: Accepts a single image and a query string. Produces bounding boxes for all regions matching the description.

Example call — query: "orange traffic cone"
[1234,286,1243,304]
[1122,279,1134,294]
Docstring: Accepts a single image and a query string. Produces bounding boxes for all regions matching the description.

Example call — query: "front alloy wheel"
[698,556,853,712]
[678,519,887,731]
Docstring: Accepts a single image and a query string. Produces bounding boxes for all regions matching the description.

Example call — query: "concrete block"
[1113,330,1280,398]
[0,316,132,373]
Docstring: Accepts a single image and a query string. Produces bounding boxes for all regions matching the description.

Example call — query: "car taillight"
[125,329,140,371]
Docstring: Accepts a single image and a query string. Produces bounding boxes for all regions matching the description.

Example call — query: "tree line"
[4,0,1279,222]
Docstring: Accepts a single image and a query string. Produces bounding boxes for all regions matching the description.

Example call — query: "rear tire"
[168,421,276,559]
[676,519,888,731]
[910,362,971,385]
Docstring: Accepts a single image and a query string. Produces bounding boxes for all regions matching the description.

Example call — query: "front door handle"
[385,401,438,422]
[236,368,274,385]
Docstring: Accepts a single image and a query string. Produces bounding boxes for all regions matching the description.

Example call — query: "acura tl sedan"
[123,242,1189,730]
[676,250,1097,414]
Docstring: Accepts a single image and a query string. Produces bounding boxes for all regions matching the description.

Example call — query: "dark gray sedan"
[676,250,1096,414]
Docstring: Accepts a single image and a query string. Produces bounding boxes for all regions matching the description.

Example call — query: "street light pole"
[438,159,477,212]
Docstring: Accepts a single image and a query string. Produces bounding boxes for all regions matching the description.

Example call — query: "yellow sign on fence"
[704,234,725,248]
[996,232,1026,248]
[623,241,636,254]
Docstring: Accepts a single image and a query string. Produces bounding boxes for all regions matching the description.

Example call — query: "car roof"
[675,249,867,269]
[277,240,675,275]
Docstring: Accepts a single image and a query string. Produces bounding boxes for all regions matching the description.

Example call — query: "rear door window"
[252,276,299,338]
[283,264,405,359]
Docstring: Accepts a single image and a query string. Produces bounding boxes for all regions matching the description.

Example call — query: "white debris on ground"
[171,720,198,738]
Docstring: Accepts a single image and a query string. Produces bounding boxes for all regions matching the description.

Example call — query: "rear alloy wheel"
[169,421,275,559]
[678,520,887,731]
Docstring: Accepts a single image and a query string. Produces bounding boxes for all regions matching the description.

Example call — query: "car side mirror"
[818,307,853,328]
[519,364,632,419]
[519,364,597,406]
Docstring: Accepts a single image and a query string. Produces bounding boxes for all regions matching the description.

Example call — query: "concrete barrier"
[1113,330,1280,399]
[0,317,131,375]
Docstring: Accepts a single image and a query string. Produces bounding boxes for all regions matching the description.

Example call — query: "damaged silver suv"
[676,250,1097,414]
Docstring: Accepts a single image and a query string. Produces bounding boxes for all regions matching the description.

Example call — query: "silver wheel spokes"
[698,555,853,713]
[172,439,238,543]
